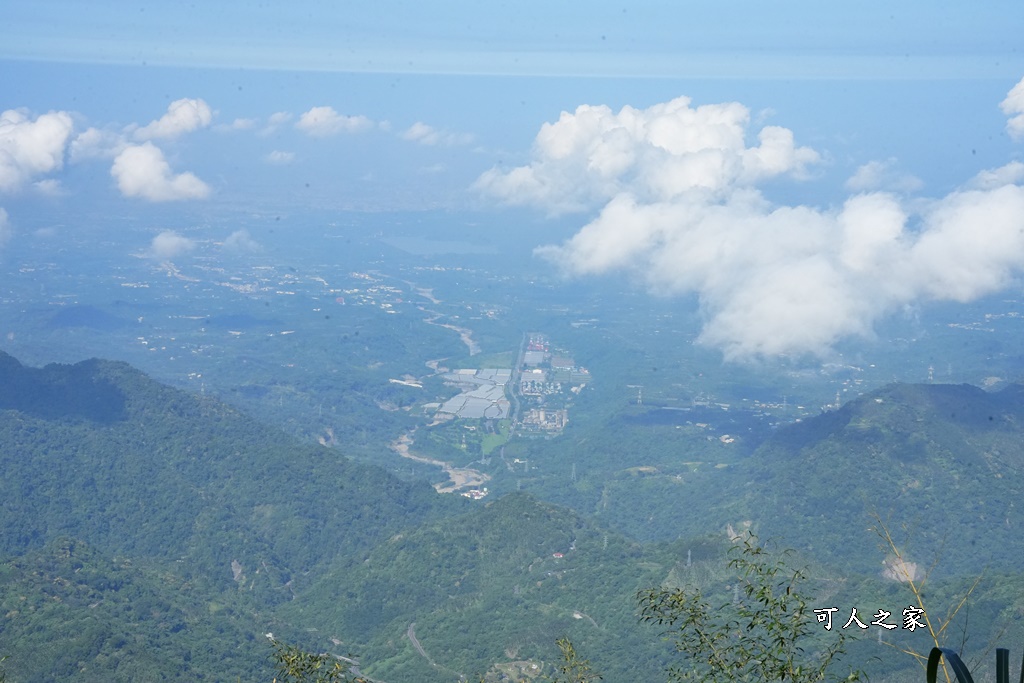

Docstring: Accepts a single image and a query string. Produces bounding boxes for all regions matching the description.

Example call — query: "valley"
[3,202,1024,683]
[3,12,1024,680]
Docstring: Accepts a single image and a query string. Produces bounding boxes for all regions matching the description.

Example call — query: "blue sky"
[3,1,1024,360]
[3,1,1024,78]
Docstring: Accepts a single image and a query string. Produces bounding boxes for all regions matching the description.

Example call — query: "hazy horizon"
[3,2,1024,362]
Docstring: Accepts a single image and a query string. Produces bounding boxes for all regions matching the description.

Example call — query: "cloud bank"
[1002,76,1024,141]
[0,109,74,192]
[150,230,195,260]
[295,106,374,136]
[68,99,213,201]
[475,97,820,214]
[132,98,213,141]
[479,87,1024,361]
[844,158,923,193]
[112,143,210,202]
[69,127,128,162]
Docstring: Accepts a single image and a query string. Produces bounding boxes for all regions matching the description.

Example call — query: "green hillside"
[734,382,1024,575]
[3,351,1024,681]
[0,351,458,577]
[284,491,689,682]
[0,538,262,682]
[565,381,1024,578]
[0,351,462,680]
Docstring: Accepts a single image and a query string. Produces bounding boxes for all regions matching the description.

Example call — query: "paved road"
[406,622,435,666]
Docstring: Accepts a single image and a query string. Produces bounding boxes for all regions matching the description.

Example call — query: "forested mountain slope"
[650,382,1024,576]
[3,350,1023,681]
[0,351,462,680]
[0,351,458,583]
[0,538,263,682]
[285,491,694,682]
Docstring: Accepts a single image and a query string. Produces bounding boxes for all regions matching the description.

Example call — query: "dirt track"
[390,433,490,493]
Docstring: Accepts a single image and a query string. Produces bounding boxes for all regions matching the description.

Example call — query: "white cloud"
[0,109,74,192]
[69,127,127,161]
[111,142,210,202]
[223,229,261,252]
[149,230,195,260]
[75,99,212,164]
[1001,76,1024,141]
[910,185,1024,302]
[538,181,1024,361]
[845,158,923,193]
[132,98,213,141]
[493,94,1024,361]
[475,96,820,214]
[295,106,374,136]
[33,179,63,196]
[966,161,1024,190]
[402,122,474,146]
[266,150,295,165]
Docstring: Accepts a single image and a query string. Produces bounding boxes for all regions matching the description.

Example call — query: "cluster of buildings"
[520,408,568,433]
[520,336,591,395]
[436,368,512,419]
[421,333,589,438]
[515,333,589,435]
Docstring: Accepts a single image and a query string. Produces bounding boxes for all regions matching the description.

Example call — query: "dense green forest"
[497,380,1024,575]
[2,351,1024,681]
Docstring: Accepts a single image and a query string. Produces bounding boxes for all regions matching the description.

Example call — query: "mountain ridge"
[3,351,1023,681]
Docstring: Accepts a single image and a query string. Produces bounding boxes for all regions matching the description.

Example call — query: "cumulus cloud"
[966,161,1024,190]
[295,106,374,136]
[149,230,195,260]
[1001,76,1024,141]
[538,180,1024,360]
[223,229,261,252]
[475,97,820,214]
[845,158,923,193]
[0,109,74,192]
[132,98,213,141]
[266,150,295,165]
[485,93,1024,361]
[111,143,210,202]
[402,122,474,146]
[70,127,128,162]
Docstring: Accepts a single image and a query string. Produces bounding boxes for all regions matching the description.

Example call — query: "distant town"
[425,332,590,437]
